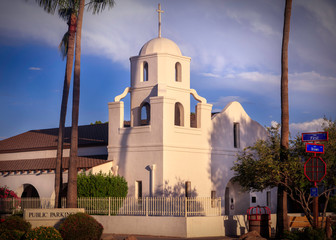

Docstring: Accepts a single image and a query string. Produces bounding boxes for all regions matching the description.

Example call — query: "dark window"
[185,181,191,198]
[234,122,240,148]
[143,62,148,82]
[175,102,184,126]
[140,102,150,125]
[175,62,182,82]
[267,191,271,207]
[136,181,142,198]
[251,196,256,203]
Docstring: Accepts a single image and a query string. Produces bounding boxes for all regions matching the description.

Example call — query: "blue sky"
[0,0,335,140]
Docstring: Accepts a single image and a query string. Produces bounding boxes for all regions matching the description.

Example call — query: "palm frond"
[34,0,58,14]
[86,0,115,14]
[58,32,70,60]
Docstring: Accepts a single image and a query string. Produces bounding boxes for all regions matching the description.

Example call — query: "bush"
[59,212,103,240]
[1,215,31,232]
[284,227,326,240]
[77,171,128,197]
[327,196,336,213]
[24,226,62,240]
[0,229,25,240]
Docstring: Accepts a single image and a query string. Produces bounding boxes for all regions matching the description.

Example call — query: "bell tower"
[108,4,213,197]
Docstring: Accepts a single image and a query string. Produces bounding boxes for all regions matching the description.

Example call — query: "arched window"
[174,102,184,126]
[143,61,148,82]
[140,102,150,125]
[175,62,182,82]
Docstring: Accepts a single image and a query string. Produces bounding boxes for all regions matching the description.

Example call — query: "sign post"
[302,131,328,228]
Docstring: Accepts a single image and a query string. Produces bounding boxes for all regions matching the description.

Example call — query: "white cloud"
[289,71,336,96]
[210,96,248,109]
[271,121,279,128]
[29,67,42,71]
[289,118,325,135]
[202,73,221,78]
[226,8,280,37]
[297,0,336,39]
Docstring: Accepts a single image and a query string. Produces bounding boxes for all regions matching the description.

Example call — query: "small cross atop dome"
[157,3,164,38]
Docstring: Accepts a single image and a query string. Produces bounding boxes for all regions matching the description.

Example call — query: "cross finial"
[157,3,164,38]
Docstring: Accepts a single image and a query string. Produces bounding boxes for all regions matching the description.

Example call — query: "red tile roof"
[0,123,108,153]
[0,155,108,172]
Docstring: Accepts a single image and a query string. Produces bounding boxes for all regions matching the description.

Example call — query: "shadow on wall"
[224,215,249,237]
[156,178,198,197]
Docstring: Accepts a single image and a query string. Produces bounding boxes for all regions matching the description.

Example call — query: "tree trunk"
[67,0,84,208]
[55,14,76,209]
[277,0,292,237]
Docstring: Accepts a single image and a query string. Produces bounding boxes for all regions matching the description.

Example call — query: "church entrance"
[224,179,250,215]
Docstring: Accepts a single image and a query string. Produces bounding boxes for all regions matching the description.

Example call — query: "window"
[267,191,271,207]
[185,181,191,198]
[175,62,182,82]
[143,62,148,82]
[136,181,142,198]
[140,102,150,125]
[233,122,240,148]
[251,196,256,203]
[174,102,184,126]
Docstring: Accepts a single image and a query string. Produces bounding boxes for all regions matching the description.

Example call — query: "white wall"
[93,215,224,238]
[0,146,107,161]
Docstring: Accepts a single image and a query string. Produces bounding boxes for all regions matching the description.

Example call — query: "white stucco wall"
[210,101,270,214]
[0,146,107,161]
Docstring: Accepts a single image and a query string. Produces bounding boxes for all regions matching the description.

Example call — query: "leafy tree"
[232,119,336,228]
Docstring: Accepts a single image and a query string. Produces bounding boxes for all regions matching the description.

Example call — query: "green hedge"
[77,171,128,197]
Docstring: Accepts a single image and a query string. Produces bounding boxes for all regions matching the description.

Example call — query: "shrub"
[0,229,25,240]
[284,227,326,240]
[77,171,128,197]
[0,186,19,199]
[0,186,20,214]
[327,196,336,213]
[24,226,62,240]
[1,215,31,232]
[59,212,103,240]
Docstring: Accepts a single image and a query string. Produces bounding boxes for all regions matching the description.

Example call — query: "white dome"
[139,37,182,56]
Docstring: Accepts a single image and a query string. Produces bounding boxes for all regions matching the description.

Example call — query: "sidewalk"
[101,234,238,240]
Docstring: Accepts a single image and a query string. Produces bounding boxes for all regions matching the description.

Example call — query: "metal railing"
[0,197,221,217]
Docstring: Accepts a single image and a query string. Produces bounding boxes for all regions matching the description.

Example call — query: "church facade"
[0,21,276,216]
[107,36,276,215]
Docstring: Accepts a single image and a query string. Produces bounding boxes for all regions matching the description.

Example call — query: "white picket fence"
[0,197,221,217]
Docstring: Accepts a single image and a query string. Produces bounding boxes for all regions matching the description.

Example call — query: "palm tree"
[54,7,78,208]
[66,0,115,208]
[34,0,78,208]
[34,0,114,208]
[277,0,292,237]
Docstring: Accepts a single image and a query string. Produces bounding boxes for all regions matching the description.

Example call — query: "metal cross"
[157,3,164,38]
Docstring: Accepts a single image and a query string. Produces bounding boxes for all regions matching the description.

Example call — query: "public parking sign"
[302,132,328,142]
[306,143,324,154]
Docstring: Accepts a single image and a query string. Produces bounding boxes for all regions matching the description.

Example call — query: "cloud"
[210,96,248,109]
[201,73,221,78]
[289,118,325,135]
[296,0,336,39]
[289,71,336,96]
[29,67,42,71]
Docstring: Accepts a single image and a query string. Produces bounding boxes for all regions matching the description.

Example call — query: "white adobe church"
[0,5,277,216]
